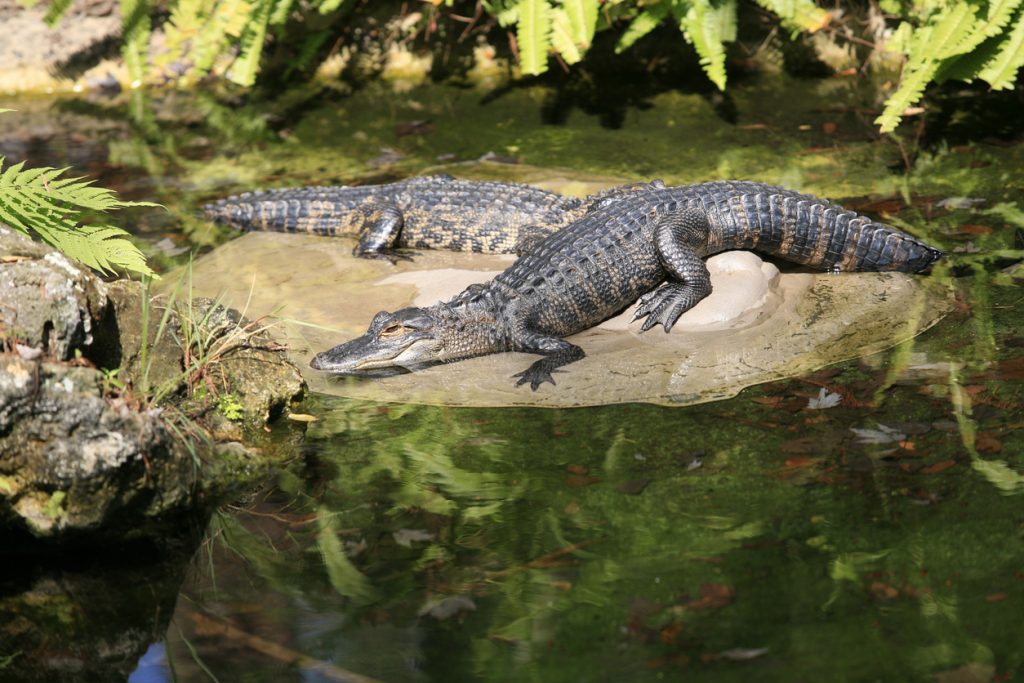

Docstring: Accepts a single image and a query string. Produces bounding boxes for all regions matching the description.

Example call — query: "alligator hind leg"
[632,207,712,332]
[353,203,405,257]
[513,225,556,256]
[512,333,585,390]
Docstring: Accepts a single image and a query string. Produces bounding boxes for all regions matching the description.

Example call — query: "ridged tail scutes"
[730,187,942,274]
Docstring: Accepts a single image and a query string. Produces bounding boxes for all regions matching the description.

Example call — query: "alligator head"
[310,307,443,375]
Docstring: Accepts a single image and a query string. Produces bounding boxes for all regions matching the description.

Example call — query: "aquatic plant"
[0,111,157,277]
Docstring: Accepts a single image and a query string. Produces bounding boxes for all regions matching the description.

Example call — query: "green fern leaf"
[316,0,350,15]
[228,0,272,86]
[43,0,74,26]
[551,8,583,63]
[483,0,520,25]
[159,0,210,69]
[980,0,1023,37]
[979,7,1024,88]
[269,0,295,25]
[517,0,552,76]
[751,0,830,33]
[615,4,670,54]
[562,0,598,47]
[0,155,158,277]
[121,0,152,83]
[876,2,984,132]
[192,0,246,72]
[678,0,735,91]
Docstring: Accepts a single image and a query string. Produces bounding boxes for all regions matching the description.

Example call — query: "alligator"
[309,180,945,389]
[203,175,661,257]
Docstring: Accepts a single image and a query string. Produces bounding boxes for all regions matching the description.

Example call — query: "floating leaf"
[807,387,842,409]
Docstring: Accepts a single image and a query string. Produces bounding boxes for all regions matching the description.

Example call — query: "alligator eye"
[379,323,404,337]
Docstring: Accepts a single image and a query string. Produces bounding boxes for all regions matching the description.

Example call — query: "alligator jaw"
[309,307,443,375]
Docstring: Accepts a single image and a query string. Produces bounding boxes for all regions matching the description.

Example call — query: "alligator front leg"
[353,203,405,258]
[511,332,585,390]
[632,207,713,332]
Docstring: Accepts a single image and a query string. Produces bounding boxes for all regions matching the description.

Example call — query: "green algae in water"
[160,377,1024,681]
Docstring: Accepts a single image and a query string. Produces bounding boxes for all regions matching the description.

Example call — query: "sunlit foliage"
[28,0,1024,131]
[0,113,158,277]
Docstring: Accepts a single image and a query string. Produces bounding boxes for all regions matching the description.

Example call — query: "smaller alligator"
[203,175,661,258]
[309,181,944,389]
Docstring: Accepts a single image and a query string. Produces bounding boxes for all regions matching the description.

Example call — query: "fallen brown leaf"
[685,583,735,610]
[921,460,958,474]
[975,433,1003,454]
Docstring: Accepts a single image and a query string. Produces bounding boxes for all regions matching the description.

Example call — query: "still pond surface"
[1,72,1022,682]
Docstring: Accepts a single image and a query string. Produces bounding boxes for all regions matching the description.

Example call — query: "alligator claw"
[633,283,701,332]
[353,249,418,264]
[513,359,560,390]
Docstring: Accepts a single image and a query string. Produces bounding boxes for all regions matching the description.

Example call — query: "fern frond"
[0,155,158,277]
[876,2,982,132]
[561,0,598,48]
[316,0,351,15]
[552,8,583,63]
[678,0,735,91]
[228,0,273,86]
[979,6,1024,88]
[269,0,295,25]
[483,0,520,26]
[615,3,670,53]
[516,0,552,76]
[751,0,830,33]
[51,225,156,277]
[121,0,153,83]
[43,0,74,26]
[192,0,247,72]
[159,0,211,68]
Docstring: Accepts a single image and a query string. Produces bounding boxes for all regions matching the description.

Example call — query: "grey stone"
[0,225,109,361]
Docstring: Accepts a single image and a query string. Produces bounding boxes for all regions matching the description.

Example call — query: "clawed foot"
[353,249,418,263]
[513,358,561,391]
[632,283,694,332]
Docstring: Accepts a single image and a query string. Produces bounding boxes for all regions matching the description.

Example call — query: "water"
[0,75,1022,682]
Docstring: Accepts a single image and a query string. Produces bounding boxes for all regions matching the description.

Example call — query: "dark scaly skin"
[204,175,666,257]
[310,180,944,389]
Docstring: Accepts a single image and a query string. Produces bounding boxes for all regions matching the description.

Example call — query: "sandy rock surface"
[184,231,952,407]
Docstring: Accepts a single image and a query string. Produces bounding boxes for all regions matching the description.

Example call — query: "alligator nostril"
[309,354,324,370]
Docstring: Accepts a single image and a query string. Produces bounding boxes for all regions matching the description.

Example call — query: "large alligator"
[204,175,660,257]
[309,180,944,389]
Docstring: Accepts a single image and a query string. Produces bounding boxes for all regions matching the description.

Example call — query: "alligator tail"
[202,186,373,236]
[731,191,943,274]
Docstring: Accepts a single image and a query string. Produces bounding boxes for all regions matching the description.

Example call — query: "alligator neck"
[429,293,509,362]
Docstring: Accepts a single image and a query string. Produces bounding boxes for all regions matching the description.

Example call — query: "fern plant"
[25,0,1024,133]
[0,113,158,277]
[876,0,1024,131]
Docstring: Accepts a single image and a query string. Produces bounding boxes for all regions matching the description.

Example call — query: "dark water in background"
[0,75,1022,682]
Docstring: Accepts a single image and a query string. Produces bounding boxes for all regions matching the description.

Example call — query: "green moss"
[44,490,66,520]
